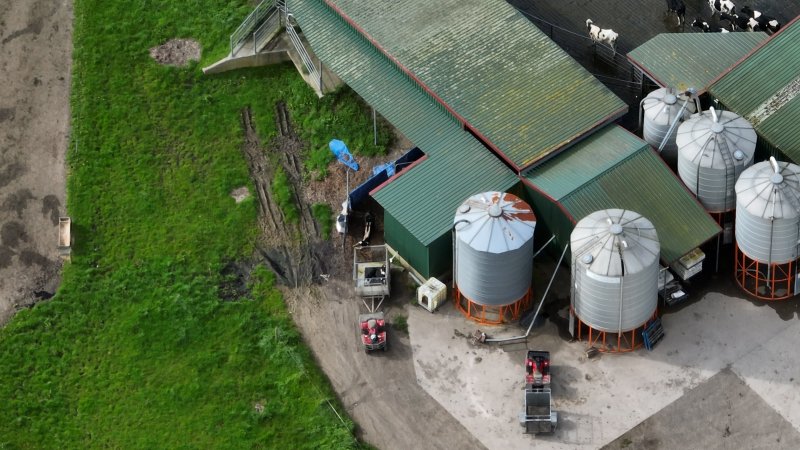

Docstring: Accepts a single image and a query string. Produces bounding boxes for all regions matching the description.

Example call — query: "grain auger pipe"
[485,242,569,343]
[657,87,698,154]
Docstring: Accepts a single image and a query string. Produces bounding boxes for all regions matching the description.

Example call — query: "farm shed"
[708,17,800,163]
[522,125,720,265]
[312,0,627,173]
[292,0,517,278]
[291,0,719,278]
[628,32,767,94]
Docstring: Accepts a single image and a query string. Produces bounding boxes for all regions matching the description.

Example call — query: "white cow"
[586,19,618,55]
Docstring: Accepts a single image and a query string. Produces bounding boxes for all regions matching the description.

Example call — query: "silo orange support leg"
[755,260,759,296]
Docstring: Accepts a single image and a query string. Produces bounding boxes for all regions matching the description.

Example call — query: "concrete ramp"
[203,0,342,97]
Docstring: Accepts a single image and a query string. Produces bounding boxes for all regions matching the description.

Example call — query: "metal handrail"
[252,9,281,52]
[230,0,275,56]
[285,21,321,91]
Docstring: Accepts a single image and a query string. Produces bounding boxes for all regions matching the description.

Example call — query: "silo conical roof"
[736,160,800,220]
[676,109,757,212]
[735,159,800,264]
[642,88,696,166]
[454,192,535,253]
[454,192,536,306]
[570,209,660,276]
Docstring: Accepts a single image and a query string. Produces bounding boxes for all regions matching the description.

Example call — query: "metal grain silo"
[641,88,697,167]
[734,158,800,300]
[570,209,659,351]
[676,108,757,213]
[453,192,536,324]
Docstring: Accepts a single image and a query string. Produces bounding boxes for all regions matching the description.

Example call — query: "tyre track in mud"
[240,107,285,237]
[239,105,328,288]
[273,101,318,239]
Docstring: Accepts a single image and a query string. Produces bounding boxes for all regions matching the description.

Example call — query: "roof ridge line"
[320,0,518,170]
[556,145,649,202]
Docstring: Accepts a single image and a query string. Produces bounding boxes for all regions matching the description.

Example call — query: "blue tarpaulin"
[329,139,359,171]
[348,147,424,208]
[372,162,395,177]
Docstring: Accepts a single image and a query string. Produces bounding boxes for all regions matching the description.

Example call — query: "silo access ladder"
[716,135,735,211]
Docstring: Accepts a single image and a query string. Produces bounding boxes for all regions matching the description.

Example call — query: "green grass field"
[0,0,389,447]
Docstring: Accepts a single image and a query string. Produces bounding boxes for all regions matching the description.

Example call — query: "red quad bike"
[359,312,387,353]
[525,350,551,387]
[519,350,557,434]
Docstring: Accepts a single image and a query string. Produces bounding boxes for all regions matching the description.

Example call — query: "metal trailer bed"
[519,387,558,434]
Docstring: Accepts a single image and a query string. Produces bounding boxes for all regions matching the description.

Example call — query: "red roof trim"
[369,154,428,196]
[519,176,577,225]
[708,15,800,91]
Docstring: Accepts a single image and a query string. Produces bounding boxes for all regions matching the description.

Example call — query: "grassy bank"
[0,0,387,447]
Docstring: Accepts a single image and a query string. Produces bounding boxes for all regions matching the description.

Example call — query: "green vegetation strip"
[0,0,389,447]
[272,167,300,224]
[312,203,334,240]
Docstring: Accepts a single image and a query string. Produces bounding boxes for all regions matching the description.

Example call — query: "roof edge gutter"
[369,154,428,196]
[520,105,628,173]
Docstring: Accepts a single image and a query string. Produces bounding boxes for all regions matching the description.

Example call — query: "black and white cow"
[691,17,731,33]
[748,16,781,33]
[709,0,736,16]
[740,6,761,18]
[586,19,619,54]
[741,6,781,33]
[666,0,686,26]
[720,12,749,30]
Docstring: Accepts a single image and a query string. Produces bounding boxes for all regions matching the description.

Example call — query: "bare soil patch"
[149,38,201,67]
[229,186,251,203]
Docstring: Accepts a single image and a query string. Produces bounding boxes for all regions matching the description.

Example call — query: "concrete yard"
[407,276,800,449]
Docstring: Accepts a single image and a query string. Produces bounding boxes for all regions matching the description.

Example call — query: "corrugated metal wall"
[385,211,454,279]
[522,184,575,261]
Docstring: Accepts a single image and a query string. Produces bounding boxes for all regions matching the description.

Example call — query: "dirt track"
[286,278,486,450]
[0,0,71,324]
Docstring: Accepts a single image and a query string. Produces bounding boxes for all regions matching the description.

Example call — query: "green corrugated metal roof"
[709,19,800,162]
[293,0,517,245]
[628,32,766,93]
[523,125,648,200]
[374,149,518,245]
[324,0,626,171]
[556,148,720,263]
